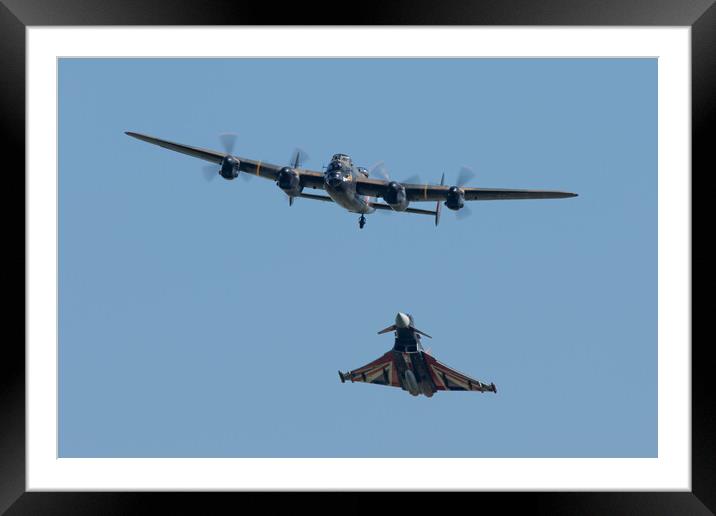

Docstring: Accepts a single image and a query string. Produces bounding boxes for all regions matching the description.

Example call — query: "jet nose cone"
[395,312,411,328]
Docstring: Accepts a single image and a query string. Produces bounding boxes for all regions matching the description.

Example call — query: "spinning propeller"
[286,148,311,206]
[369,161,420,185]
[368,160,421,212]
[451,166,476,220]
[202,132,240,182]
[290,148,310,169]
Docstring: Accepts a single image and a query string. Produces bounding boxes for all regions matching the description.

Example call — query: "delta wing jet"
[339,313,496,397]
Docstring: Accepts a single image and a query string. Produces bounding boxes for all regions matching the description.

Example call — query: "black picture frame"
[3,1,708,514]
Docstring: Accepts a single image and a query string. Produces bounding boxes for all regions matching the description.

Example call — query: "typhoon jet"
[338,313,496,398]
[125,132,577,229]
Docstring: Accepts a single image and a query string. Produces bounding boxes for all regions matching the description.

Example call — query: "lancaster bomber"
[339,313,496,398]
[125,131,577,229]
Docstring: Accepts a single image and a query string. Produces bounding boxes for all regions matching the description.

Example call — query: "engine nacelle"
[383,181,409,211]
[277,167,302,196]
[445,186,465,211]
[219,156,240,180]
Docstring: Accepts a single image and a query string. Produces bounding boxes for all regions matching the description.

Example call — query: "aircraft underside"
[393,350,437,397]
[325,185,374,215]
[338,312,498,398]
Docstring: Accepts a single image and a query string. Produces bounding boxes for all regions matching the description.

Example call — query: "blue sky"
[58,58,656,457]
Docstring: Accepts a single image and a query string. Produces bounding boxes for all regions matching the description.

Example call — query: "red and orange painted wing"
[343,351,401,388]
[424,353,496,393]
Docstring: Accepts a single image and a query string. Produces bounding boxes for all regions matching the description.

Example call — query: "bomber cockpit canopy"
[326,161,343,172]
[331,153,353,166]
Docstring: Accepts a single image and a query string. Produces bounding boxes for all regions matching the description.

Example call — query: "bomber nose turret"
[325,171,343,188]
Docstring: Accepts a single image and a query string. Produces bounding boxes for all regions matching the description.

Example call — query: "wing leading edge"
[339,350,496,395]
[125,131,325,185]
[338,352,400,388]
[125,131,224,164]
[424,353,497,393]
[355,180,577,202]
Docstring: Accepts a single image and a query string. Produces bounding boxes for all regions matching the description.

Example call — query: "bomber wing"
[355,178,576,203]
[125,131,325,188]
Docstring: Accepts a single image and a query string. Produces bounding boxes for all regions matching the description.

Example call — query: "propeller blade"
[290,148,310,169]
[218,132,239,155]
[456,204,472,220]
[456,166,476,187]
[402,174,421,185]
[369,161,390,180]
[200,133,243,182]
[202,165,218,182]
[368,195,395,216]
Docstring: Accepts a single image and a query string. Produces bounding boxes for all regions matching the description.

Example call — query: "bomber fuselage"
[323,154,375,215]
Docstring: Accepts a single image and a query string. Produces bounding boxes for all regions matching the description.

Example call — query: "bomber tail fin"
[435,173,445,226]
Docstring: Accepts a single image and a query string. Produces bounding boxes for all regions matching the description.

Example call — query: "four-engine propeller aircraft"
[125,131,577,229]
[339,312,496,397]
